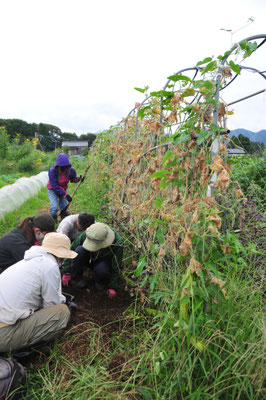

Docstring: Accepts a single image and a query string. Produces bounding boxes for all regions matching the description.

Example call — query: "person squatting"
[0,154,123,355]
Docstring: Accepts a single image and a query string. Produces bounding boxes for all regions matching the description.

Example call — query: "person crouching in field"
[0,213,55,274]
[47,153,82,222]
[57,212,95,242]
[61,222,123,298]
[0,233,77,353]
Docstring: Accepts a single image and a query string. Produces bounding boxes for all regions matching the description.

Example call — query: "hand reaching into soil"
[62,273,71,286]
[107,289,117,298]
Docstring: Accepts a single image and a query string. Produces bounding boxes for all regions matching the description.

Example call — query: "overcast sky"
[0,0,265,135]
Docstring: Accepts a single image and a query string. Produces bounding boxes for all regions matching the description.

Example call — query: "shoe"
[12,350,33,359]
[76,278,88,289]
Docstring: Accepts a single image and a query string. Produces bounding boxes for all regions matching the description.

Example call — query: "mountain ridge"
[229,129,266,145]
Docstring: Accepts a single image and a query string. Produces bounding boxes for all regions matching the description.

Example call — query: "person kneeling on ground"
[57,212,95,242]
[0,213,55,274]
[0,232,77,353]
[61,222,123,298]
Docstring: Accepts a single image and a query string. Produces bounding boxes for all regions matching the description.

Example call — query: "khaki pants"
[0,304,70,353]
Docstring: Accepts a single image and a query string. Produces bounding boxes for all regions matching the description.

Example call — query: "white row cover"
[0,171,48,220]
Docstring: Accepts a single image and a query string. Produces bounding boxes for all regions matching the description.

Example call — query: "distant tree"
[79,133,97,147]
[0,118,37,141]
[0,126,10,159]
[229,134,264,155]
[38,123,62,151]
[59,132,79,142]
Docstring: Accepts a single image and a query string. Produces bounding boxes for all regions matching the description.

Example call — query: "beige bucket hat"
[42,232,77,259]
[83,222,115,252]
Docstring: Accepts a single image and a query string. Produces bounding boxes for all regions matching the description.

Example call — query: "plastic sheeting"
[0,171,48,220]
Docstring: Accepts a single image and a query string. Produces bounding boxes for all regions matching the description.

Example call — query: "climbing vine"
[90,35,265,349]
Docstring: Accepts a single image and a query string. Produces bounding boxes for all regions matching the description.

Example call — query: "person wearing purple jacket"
[47,153,81,222]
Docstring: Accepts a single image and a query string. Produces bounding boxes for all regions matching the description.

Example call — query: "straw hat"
[83,222,115,252]
[42,232,77,259]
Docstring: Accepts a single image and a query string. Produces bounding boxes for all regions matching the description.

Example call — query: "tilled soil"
[20,278,133,367]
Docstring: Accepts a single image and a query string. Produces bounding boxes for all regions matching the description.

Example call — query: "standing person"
[57,213,95,242]
[47,153,82,222]
[0,213,55,273]
[61,222,123,297]
[0,232,77,353]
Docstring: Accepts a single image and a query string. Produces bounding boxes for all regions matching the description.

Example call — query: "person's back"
[0,213,55,273]
[0,227,30,272]
[0,246,65,325]
[0,232,77,353]
[57,213,95,242]
[56,214,80,241]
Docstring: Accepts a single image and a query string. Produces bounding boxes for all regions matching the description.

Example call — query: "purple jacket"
[47,154,79,196]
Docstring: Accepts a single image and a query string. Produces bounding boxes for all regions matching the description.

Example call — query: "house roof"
[228,148,246,154]
[62,141,88,147]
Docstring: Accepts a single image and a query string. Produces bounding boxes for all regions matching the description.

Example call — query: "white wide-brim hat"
[83,222,115,252]
[42,232,77,259]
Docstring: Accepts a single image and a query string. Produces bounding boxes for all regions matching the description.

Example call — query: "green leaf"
[171,179,185,187]
[180,295,189,305]
[142,217,153,223]
[134,87,146,93]
[137,106,150,119]
[196,57,213,66]
[197,130,213,145]
[160,177,169,189]
[155,197,165,210]
[174,133,189,145]
[229,60,241,74]
[203,60,217,72]
[240,40,258,58]
[136,387,153,400]
[162,150,173,165]
[136,257,146,277]
[150,90,174,98]
[156,229,165,244]
[150,170,167,178]
[167,74,191,82]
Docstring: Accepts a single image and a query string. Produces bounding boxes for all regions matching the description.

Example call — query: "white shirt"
[0,246,65,325]
[56,214,80,241]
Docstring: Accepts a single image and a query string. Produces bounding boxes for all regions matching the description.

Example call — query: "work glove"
[66,194,72,202]
[78,175,85,183]
[62,273,71,286]
[107,289,117,298]
[66,300,78,310]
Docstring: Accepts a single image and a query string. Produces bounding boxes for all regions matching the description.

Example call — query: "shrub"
[17,155,35,172]
[0,126,10,160]
[230,151,266,204]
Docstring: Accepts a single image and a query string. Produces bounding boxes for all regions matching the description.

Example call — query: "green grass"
[0,187,49,236]
[0,173,25,188]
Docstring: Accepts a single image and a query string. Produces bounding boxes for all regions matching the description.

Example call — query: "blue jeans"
[47,189,68,217]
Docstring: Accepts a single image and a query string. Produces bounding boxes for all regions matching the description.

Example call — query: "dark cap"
[32,213,55,232]
[78,213,95,230]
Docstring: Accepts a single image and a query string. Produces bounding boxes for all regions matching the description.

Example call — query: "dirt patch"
[20,278,133,368]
